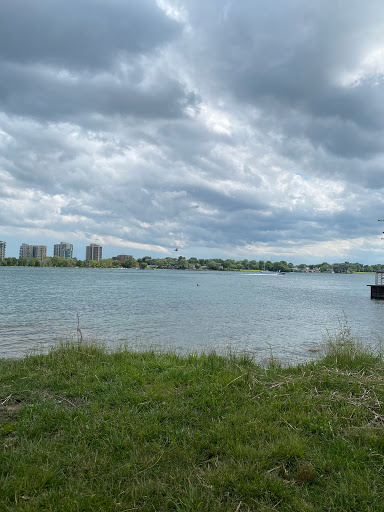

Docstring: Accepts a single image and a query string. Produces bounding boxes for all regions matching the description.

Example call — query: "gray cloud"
[0,0,180,69]
[185,1,384,160]
[0,0,197,124]
[0,61,199,122]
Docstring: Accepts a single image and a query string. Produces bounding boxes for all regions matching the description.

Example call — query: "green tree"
[206,260,221,270]
[248,260,259,270]
[51,256,61,267]
[5,257,18,266]
[222,259,236,270]
[177,257,188,270]
[122,258,137,268]
[272,261,290,272]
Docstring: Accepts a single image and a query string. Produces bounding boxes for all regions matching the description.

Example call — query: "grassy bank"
[1,334,384,511]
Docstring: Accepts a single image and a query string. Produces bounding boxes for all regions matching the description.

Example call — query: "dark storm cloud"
[0,61,198,122]
[0,0,197,124]
[0,0,179,70]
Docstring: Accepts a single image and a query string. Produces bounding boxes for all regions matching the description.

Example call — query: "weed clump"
[321,322,383,370]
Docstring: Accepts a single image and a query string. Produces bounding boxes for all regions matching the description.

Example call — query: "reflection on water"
[0,267,382,362]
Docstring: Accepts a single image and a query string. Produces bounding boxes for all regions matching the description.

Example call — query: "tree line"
[1,255,384,273]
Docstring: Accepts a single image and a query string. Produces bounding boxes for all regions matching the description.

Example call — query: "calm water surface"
[0,267,382,362]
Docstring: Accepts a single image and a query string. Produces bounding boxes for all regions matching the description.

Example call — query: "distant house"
[112,254,133,262]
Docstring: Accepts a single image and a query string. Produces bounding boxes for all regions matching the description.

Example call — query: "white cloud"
[241,236,382,262]
[75,232,169,254]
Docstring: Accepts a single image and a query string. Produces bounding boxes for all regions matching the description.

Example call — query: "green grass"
[1,334,384,511]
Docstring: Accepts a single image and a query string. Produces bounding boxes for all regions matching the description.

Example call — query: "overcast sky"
[1,0,384,263]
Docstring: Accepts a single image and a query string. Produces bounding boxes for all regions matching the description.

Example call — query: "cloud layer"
[1,0,384,262]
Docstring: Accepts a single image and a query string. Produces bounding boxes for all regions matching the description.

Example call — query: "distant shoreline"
[0,266,377,274]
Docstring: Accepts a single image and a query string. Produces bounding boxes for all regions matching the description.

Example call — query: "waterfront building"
[86,243,102,262]
[54,241,73,259]
[19,243,47,262]
[0,240,5,260]
[19,243,33,259]
[112,254,133,262]
[33,246,47,262]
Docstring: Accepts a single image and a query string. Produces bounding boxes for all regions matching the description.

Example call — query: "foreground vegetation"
[1,333,384,511]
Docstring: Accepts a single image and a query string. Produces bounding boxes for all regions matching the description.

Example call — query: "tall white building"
[54,241,73,259]
[86,243,102,262]
[0,240,5,260]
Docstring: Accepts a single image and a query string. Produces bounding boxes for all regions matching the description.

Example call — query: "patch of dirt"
[0,402,23,419]
[1,403,22,412]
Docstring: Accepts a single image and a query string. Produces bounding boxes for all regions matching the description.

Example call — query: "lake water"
[0,267,383,363]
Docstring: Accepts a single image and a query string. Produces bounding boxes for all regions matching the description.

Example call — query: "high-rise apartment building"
[86,244,102,262]
[19,243,47,262]
[0,241,5,260]
[54,241,73,259]
[19,243,33,259]
[34,246,47,262]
